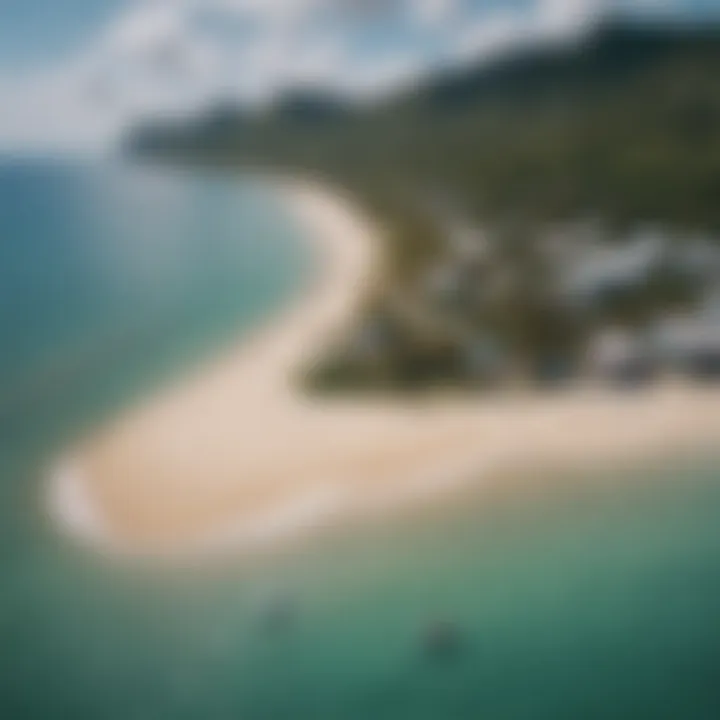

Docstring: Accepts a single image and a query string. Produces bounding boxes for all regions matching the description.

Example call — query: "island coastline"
[47,177,720,558]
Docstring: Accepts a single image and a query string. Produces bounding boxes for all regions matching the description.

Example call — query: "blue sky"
[0,0,125,69]
[0,0,708,151]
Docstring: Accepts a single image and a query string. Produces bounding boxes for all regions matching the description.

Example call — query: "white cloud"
[350,50,425,98]
[105,2,186,56]
[0,69,122,152]
[454,11,530,62]
[0,0,632,151]
[536,0,606,36]
[452,0,607,65]
[411,0,458,27]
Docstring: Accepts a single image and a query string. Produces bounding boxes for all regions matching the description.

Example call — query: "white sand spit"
[48,178,720,557]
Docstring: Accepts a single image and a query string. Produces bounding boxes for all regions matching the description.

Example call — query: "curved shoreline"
[48,176,382,555]
[48,178,720,558]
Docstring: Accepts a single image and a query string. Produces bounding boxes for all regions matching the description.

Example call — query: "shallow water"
[1,161,719,719]
[0,160,313,457]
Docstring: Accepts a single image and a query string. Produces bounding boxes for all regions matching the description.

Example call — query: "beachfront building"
[586,328,656,385]
[649,315,720,379]
[462,335,507,385]
[700,288,720,320]
[539,219,607,270]
[671,237,720,283]
[447,222,493,265]
[559,229,670,310]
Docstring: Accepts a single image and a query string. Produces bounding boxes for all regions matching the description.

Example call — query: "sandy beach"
[48,179,720,556]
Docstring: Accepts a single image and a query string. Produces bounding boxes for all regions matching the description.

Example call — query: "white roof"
[650,316,720,354]
[588,328,646,366]
[562,231,668,298]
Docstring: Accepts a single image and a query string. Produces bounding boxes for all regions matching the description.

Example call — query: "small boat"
[259,593,297,634]
[421,620,464,659]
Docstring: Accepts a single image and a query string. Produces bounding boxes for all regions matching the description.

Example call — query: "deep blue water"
[1,160,720,720]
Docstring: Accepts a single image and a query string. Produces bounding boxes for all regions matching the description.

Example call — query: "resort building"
[649,315,720,379]
[560,230,669,308]
[586,328,656,385]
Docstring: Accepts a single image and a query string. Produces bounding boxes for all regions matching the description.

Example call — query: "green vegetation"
[129,21,720,229]
[127,19,720,392]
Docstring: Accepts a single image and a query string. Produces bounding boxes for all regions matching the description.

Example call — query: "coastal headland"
[48,179,720,556]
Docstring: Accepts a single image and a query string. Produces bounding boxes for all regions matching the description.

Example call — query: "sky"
[0,0,707,152]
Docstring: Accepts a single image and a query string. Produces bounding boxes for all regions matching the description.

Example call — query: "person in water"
[422,619,465,659]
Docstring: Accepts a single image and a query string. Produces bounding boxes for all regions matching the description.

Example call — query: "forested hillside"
[128,20,720,233]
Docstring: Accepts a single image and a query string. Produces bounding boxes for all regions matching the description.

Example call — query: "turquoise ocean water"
[1,161,720,719]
